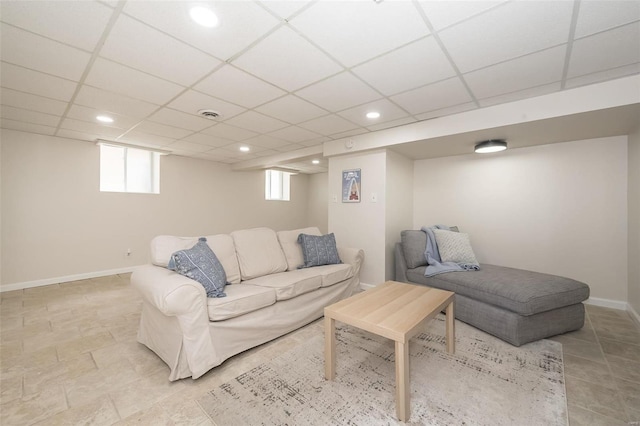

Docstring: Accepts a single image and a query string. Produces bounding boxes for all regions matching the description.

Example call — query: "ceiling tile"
[439,1,573,73]
[100,15,221,86]
[366,117,418,132]
[134,121,193,140]
[201,123,257,141]
[85,58,185,105]
[0,62,78,101]
[148,108,214,132]
[218,142,268,155]
[0,1,113,51]
[259,0,313,20]
[255,95,327,124]
[1,105,60,127]
[391,77,473,115]
[1,118,56,136]
[290,0,429,67]
[119,130,176,147]
[418,1,507,31]
[337,100,410,128]
[268,126,321,143]
[330,127,368,140]
[195,65,285,108]
[0,24,91,81]
[242,135,289,149]
[465,46,566,100]
[166,140,212,153]
[297,137,330,147]
[575,1,640,39]
[193,151,235,163]
[298,114,360,136]
[295,72,381,112]
[478,83,560,108]
[233,26,342,92]
[274,143,306,152]
[565,63,640,89]
[0,88,67,116]
[352,37,456,96]
[414,101,477,121]
[56,128,106,142]
[74,86,159,119]
[59,118,126,139]
[568,22,640,79]
[66,105,140,129]
[181,132,234,148]
[224,111,289,134]
[167,90,246,120]
[123,1,280,61]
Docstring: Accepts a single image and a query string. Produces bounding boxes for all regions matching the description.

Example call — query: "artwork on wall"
[342,169,361,203]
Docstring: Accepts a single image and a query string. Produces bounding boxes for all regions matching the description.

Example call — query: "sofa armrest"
[394,243,409,282]
[339,247,365,277]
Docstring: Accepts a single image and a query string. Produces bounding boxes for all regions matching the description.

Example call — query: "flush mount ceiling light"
[239,146,250,152]
[366,111,381,119]
[96,115,114,123]
[189,6,219,28]
[474,139,507,154]
[312,159,320,165]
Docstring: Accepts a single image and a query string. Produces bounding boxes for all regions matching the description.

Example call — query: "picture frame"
[342,169,361,203]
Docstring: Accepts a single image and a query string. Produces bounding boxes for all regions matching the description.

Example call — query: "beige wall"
[385,151,413,281]
[413,136,629,303]
[629,128,640,315]
[307,172,328,233]
[1,130,309,287]
[328,150,387,285]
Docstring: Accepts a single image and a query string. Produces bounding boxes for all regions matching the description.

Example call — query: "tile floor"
[1,274,639,425]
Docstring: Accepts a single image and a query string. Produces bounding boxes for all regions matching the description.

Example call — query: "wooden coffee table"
[324,280,455,422]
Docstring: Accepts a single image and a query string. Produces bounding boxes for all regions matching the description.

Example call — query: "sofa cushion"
[401,230,428,269]
[168,238,227,298]
[207,284,276,321]
[150,234,241,284]
[406,264,590,316]
[242,269,322,301]
[231,228,288,280]
[313,263,354,287]
[277,227,322,271]
[433,229,479,266]
[297,233,342,268]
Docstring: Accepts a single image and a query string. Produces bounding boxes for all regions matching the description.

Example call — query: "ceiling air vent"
[198,109,223,120]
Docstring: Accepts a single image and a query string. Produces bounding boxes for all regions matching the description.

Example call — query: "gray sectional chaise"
[395,230,590,346]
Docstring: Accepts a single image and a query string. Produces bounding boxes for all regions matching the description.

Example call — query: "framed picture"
[342,169,361,203]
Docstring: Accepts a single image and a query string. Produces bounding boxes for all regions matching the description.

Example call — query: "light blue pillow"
[168,237,227,298]
[297,233,342,268]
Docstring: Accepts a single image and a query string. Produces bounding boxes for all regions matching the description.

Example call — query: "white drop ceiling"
[1,0,639,174]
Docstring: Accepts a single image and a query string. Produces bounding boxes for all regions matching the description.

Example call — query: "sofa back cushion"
[150,234,241,284]
[401,230,428,269]
[231,227,288,280]
[277,227,322,271]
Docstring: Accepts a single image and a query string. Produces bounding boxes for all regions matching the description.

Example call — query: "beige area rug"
[198,316,567,425]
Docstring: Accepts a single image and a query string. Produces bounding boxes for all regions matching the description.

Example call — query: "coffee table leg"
[395,340,410,422]
[446,301,455,354]
[325,316,335,380]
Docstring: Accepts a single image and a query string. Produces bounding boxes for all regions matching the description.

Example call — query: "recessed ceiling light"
[239,146,250,152]
[312,159,320,165]
[96,115,114,123]
[190,6,219,28]
[366,111,381,119]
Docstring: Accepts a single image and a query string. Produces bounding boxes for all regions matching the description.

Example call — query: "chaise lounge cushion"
[151,234,241,284]
[207,284,276,321]
[277,227,322,271]
[242,268,323,301]
[231,228,288,280]
[406,264,589,316]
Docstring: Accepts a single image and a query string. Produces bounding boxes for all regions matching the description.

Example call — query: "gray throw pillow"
[433,229,479,266]
[401,230,428,269]
[168,237,227,298]
[297,233,342,268]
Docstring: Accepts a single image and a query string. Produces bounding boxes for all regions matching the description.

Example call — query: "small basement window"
[265,169,291,201]
[99,143,161,194]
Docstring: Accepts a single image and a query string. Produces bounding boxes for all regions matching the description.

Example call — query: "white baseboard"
[628,303,640,327]
[359,282,376,291]
[0,266,143,292]
[584,297,628,311]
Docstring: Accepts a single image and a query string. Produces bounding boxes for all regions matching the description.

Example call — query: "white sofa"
[131,226,364,381]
